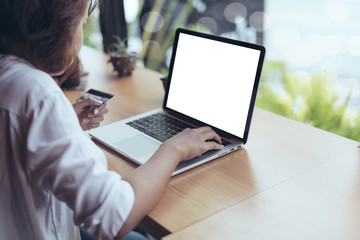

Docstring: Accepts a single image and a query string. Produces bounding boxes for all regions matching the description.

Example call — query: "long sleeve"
[25,91,135,238]
[0,55,134,240]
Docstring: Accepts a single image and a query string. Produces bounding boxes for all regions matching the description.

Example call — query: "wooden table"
[65,46,360,239]
[163,148,360,240]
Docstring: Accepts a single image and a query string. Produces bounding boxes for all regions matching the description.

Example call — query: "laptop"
[89,28,266,176]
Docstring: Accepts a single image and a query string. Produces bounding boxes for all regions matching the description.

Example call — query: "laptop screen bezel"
[162,28,266,144]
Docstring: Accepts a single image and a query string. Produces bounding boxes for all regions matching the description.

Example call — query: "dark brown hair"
[0,0,97,84]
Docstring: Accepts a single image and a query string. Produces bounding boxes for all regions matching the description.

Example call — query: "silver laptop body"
[89,28,266,176]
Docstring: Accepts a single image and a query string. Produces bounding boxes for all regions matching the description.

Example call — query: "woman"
[0,0,223,239]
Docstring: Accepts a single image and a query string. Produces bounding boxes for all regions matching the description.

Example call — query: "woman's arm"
[72,97,109,130]
[118,127,223,237]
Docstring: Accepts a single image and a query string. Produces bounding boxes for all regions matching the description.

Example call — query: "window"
[260,0,360,141]
[84,0,360,141]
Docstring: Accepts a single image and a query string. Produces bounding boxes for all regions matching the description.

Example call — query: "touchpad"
[113,135,160,158]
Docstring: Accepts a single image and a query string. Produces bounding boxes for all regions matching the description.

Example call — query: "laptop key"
[144,131,168,142]
[126,113,233,146]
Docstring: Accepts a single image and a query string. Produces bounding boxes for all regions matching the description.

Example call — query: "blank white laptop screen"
[166,33,261,138]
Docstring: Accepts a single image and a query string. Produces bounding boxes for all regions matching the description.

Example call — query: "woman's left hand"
[73,97,109,131]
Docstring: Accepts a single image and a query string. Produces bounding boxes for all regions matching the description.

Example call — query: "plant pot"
[108,53,137,77]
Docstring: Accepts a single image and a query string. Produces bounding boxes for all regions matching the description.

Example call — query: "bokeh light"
[224,2,247,23]
[193,0,207,13]
[326,1,350,22]
[271,28,347,68]
[333,77,360,111]
[249,11,270,32]
[142,40,161,59]
[140,11,164,33]
[196,17,218,34]
[272,27,301,57]
[346,36,360,56]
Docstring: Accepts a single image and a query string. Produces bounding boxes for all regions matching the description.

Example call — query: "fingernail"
[94,108,99,115]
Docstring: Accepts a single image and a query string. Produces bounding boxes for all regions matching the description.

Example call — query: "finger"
[205,141,224,150]
[80,121,91,131]
[81,122,100,130]
[88,104,108,117]
[196,126,212,133]
[97,102,107,111]
[76,97,102,109]
[98,104,108,115]
[88,107,99,117]
[82,115,104,124]
[86,97,103,107]
[211,132,222,144]
[198,127,222,144]
[88,122,100,129]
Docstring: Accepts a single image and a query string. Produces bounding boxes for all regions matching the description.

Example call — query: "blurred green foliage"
[129,0,192,73]
[127,0,212,74]
[83,15,96,48]
[83,9,103,51]
[256,62,360,141]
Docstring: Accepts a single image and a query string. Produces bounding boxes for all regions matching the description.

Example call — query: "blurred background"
[84,0,360,142]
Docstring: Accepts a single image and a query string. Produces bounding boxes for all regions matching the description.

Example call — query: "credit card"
[76,88,114,108]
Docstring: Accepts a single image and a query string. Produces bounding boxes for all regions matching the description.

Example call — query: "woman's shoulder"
[0,55,63,116]
[0,55,59,91]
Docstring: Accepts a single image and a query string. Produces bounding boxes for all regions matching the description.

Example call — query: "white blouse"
[0,55,134,240]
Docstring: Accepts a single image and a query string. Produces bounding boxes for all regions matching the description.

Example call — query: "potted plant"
[107,36,137,77]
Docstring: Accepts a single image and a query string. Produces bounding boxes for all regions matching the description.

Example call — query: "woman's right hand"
[119,126,223,237]
[162,126,224,161]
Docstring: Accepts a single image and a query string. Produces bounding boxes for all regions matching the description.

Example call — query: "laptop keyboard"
[126,113,231,146]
